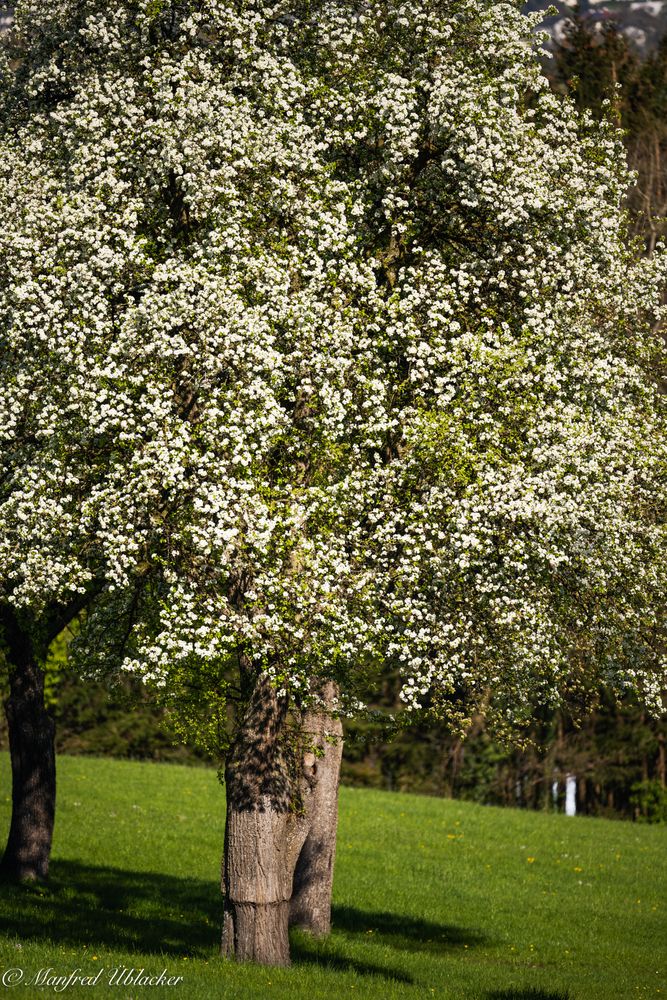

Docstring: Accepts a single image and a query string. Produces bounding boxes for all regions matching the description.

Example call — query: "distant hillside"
[524,0,667,53]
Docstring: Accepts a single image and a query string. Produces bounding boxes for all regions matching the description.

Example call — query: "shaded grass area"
[0,754,665,998]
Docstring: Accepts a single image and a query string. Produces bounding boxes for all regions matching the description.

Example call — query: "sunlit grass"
[0,754,665,998]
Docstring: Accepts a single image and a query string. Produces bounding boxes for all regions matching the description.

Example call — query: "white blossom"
[0,0,665,733]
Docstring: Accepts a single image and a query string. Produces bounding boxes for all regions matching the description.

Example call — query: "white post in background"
[565,773,577,816]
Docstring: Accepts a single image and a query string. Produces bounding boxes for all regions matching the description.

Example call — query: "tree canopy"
[1,0,666,738]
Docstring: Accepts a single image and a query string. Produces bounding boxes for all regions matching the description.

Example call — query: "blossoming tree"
[1,0,666,965]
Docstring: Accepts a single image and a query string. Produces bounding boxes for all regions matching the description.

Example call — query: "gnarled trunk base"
[222,901,290,966]
[222,798,304,966]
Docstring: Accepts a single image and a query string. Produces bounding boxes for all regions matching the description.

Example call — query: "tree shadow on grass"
[290,905,487,984]
[486,991,572,1000]
[0,861,480,983]
[331,904,489,955]
[0,859,220,957]
[290,935,415,983]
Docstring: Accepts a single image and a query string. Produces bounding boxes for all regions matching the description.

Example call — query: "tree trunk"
[221,675,344,964]
[0,652,56,881]
[290,681,343,937]
[221,673,307,966]
[221,802,298,966]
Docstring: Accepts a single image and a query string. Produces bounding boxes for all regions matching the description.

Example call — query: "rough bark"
[0,648,56,882]
[290,681,343,937]
[221,673,308,966]
[221,674,344,964]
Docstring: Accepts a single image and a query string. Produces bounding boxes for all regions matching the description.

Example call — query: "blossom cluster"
[0,0,665,731]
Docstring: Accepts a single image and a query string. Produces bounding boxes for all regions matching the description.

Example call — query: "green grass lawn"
[0,754,664,999]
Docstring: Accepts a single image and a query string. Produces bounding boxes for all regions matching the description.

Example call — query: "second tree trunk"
[0,652,56,882]
[290,681,343,936]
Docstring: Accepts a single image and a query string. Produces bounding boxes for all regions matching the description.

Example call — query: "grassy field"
[0,754,664,999]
